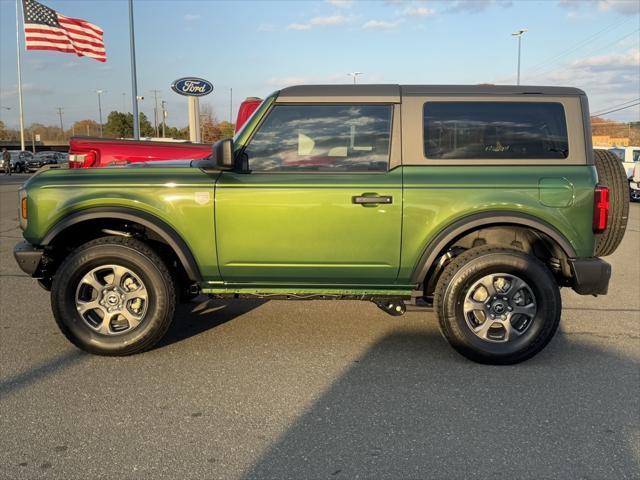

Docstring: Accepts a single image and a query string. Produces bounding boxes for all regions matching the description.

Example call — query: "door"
[215,103,402,286]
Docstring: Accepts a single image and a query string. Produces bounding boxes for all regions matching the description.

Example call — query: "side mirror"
[212,138,234,169]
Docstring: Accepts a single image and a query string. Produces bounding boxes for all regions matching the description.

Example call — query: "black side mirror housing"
[212,138,234,170]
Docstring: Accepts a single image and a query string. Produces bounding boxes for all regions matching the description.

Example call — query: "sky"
[0,0,638,130]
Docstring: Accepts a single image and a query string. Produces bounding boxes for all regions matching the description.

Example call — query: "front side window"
[424,102,569,160]
[244,104,392,172]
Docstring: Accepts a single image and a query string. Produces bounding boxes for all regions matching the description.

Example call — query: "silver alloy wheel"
[74,264,149,335]
[463,273,537,342]
[631,189,640,201]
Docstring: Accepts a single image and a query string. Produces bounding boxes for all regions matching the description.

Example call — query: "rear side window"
[423,102,569,160]
[245,104,392,172]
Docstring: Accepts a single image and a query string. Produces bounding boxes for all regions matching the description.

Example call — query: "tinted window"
[632,150,639,162]
[245,104,392,172]
[424,102,568,159]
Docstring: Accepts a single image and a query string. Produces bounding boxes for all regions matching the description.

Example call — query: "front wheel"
[51,236,176,356]
[434,246,561,365]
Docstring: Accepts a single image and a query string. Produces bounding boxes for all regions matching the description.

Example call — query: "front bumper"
[14,240,44,276]
[569,258,611,295]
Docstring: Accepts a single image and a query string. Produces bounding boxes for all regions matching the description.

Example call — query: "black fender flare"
[41,207,202,282]
[410,211,578,286]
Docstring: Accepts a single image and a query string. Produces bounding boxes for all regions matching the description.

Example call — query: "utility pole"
[512,29,527,85]
[161,100,167,138]
[56,107,64,137]
[95,89,105,137]
[150,89,161,137]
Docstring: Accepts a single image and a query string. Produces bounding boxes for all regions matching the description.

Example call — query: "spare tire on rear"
[593,149,629,256]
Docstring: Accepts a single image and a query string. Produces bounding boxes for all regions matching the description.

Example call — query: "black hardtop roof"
[277,84,586,98]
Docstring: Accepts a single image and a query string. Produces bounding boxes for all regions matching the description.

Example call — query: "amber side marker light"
[21,196,27,220]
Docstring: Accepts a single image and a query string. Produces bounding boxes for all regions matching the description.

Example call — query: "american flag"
[22,0,106,62]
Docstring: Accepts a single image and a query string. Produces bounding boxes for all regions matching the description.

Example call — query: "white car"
[629,161,640,202]
[609,146,640,178]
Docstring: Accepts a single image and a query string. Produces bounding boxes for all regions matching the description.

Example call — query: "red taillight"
[593,185,609,233]
[68,151,97,168]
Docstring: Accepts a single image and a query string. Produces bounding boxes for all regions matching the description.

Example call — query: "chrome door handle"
[352,195,393,205]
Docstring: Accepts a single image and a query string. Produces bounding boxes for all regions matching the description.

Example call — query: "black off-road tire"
[593,149,629,256]
[434,246,561,365]
[51,236,176,356]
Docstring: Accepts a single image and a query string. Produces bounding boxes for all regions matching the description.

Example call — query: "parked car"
[67,98,262,169]
[14,84,629,364]
[68,137,212,169]
[27,151,66,172]
[608,146,640,177]
[629,161,640,202]
[235,97,262,132]
[1,151,33,173]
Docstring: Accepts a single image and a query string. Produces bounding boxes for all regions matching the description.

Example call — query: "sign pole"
[15,0,25,150]
[188,96,200,143]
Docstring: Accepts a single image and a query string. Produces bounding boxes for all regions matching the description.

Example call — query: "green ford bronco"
[14,85,629,364]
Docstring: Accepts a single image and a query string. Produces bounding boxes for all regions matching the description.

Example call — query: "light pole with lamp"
[512,29,527,85]
[347,72,363,84]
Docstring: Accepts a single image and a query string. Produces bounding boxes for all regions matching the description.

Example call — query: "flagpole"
[128,0,139,140]
[15,0,25,150]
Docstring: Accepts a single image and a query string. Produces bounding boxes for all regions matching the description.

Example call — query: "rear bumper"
[14,240,44,276]
[569,257,611,295]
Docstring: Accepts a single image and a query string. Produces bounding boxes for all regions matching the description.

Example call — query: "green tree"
[103,111,155,139]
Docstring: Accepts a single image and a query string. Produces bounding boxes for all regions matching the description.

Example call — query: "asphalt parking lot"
[0,173,638,480]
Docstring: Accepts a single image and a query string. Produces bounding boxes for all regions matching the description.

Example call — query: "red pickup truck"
[69,97,262,169]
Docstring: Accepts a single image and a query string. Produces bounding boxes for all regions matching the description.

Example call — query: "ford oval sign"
[171,77,213,97]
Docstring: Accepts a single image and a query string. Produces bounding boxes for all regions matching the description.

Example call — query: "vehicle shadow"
[155,296,267,349]
[0,349,85,399]
[242,329,639,480]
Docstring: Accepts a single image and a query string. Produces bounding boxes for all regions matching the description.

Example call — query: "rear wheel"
[593,149,629,256]
[434,246,561,365]
[51,236,176,356]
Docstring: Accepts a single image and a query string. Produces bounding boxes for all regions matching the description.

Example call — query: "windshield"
[609,148,624,161]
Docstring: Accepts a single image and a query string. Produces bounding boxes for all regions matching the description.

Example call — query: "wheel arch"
[41,206,202,282]
[411,212,577,289]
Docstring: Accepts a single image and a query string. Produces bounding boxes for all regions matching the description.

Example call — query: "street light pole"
[347,72,363,84]
[95,90,104,137]
[511,29,527,85]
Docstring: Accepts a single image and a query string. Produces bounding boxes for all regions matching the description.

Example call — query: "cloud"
[326,0,352,7]
[559,0,640,15]
[287,15,350,30]
[403,6,436,17]
[444,0,512,13]
[534,49,640,119]
[287,23,312,31]
[183,14,201,21]
[0,83,53,99]
[257,23,275,32]
[362,19,401,30]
